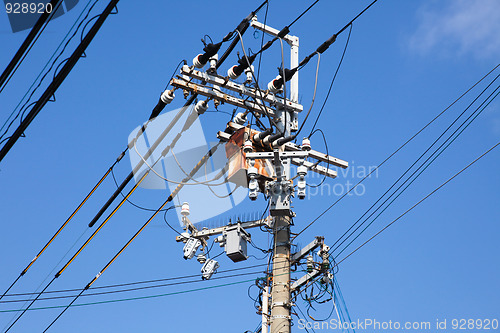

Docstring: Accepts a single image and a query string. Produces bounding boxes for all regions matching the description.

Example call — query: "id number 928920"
[451,318,498,330]
[5,2,53,14]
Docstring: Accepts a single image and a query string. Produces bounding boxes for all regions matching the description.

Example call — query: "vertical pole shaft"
[289,37,299,103]
[270,215,291,333]
[262,286,269,333]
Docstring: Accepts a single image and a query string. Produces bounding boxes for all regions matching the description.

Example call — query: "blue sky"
[0,0,499,332]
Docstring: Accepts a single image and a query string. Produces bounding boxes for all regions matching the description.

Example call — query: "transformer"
[225,127,273,189]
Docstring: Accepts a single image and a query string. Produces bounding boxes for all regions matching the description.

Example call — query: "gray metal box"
[225,225,250,262]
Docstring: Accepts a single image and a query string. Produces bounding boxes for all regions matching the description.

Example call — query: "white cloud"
[409,0,500,58]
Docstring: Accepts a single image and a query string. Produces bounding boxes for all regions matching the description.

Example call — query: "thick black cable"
[86,1,263,229]
[0,0,100,144]
[0,0,62,93]
[308,23,352,136]
[0,0,121,163]
[298,0,377,69]
[289,0,319,28]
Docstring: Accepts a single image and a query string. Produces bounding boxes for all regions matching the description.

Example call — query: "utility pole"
[251,18,298,333]
[171,16,348,333]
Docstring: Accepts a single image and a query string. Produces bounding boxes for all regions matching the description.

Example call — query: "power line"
[292,62,500,240]
[0,0,97,143]
[331,86,500,255]
[0,0,62,93]
[0,149,127,302]
[308,23,352,136]
[330,80,500,257]
[0,0,121,163]
[41,144,223,330]
[332,139,500,268]
[83,0,268,234]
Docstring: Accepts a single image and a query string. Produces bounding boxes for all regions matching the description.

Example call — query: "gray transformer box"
[225,225,251,262]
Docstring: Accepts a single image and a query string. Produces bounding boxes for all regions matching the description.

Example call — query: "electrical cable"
[331,139,500,269]
[294,52,321,138]
[0,262,284,299]
[0,0,97,143]
[0,226,89,332]
[0,149,127,302]
[306,129,328,188]
[0,0,121,163]
[255,0,269,83]
[308,23,352,136]
[329,78,500,257]
[0,270,265,305]
[236,30,280,132]
[163,206,181,235]
[332,84,500,258]
[291,63,500,240]
[40,143,224,330]
[83,0,265,232]
[0,277,263,314]
[110,167,174,212]
[0,0,62,93]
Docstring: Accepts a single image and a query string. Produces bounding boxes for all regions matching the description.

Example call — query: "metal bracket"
[180,65,303,113]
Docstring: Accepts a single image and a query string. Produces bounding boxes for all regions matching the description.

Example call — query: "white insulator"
[248,178,259,201]
[233,112,247,125]
[227,65,240,79]
[267,75,282,93]
[194,100,208,115]
[193,54,205,68]
[297,165,308,177]
[197,254,207,264]
[209,53,218,71]
[243,140,253,153]
[306,255,314,273]
[181,202,190,216]
[248,166,258,178]
[301,137,311,151]
[244,65,254,83]
[160,89,175,105]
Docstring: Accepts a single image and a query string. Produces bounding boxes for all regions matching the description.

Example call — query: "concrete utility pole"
[251,18,298,333]
[172,16,348,333]
[271,215,292,333]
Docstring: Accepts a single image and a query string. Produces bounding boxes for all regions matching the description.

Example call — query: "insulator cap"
[233,112,247,125]
[181,202,190,216]
[267,77,282,93]
[243,140,253,153]
[194,100,208,115]
[227,65,241,79]
[297,165,307,176]
[160,89,175,105]
[301,138,311,151]
[248,166,258,177]
[193,54,205,68]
